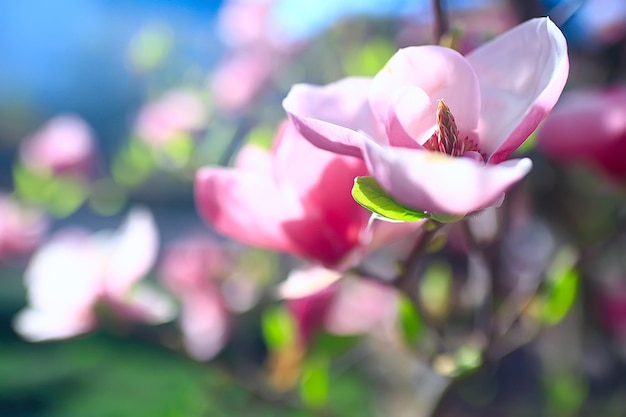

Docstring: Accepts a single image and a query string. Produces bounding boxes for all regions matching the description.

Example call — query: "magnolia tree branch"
[432,0,449,45]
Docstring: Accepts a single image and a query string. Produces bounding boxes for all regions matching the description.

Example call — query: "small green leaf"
[261,306,297,351]
[541,248,579,325]
[545,372,588,413]
[351,176,428,222]
[299,357,329,409]
[127,22,174,72]
[398,294,424,346]
[246,126,276,150]
[344,39,396,77]
[310,333,360,358]
[44,176,88,217]
[89,179,127,216]
[454,345,482,376]
[420,261,453,319]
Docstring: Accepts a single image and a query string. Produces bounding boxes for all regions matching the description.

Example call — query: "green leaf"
[127,22,174,72]
[397,294,424,346]
[351,176,428,222]
[454,345,482,376]
[344,39,396,77]
[44,176,88,218]
[246,126,276,150]
[545,372,588,414]
[420,261,453,318]
[261,306,297,351]
[541,248,579,325]
[88,179,127,216]
[299,357,329,409]
[162,133,194,167]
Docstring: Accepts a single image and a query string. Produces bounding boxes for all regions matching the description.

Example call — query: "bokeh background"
[2,0,626,416]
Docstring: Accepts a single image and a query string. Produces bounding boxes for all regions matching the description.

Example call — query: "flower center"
[423,100,478,157]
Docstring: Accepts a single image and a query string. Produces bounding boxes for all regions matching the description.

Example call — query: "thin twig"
[393,221,448,355]
[460,220,493,344]
[394,221,442,303]
[431,0,449,45]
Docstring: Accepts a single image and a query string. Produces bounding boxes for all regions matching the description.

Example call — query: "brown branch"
[432,0,450,45]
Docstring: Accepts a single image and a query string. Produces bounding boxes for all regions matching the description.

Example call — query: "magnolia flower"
[20,115,95,176]
[195,119,372,268]
[280,266,397,345]
[210,48,279,112]
[159,236,232,361]
[135,89,207,147]
[284,17,568,217]
[14,208,174,342]
[537,87,626,181]
[0,194,47,261]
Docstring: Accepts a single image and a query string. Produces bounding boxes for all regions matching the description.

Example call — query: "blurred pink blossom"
[537,86,626,182]
[284,18,569,217]
[211,0,297,112]
[210,48,280,112]
[280,267,397,345]
[217,0,274,48]
[160,236,232,360]
[195,119,372,268]
[135,89,207,147]
[0,194,47,262]
[19,115,95,176]
[14,208,174,342]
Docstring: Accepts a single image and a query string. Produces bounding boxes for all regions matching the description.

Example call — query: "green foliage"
[351,176,428,222]
[111,139,156,187]
[544,371,588,414]
[127,22,174,72]
[246,125,276,150]
[88,179,127,216]
[309,333,360,358]
[13,164,88,218]
[0,335,371,417]
[262,306,297,351]
[397,294,424,346]
[344,39,396,77]
[161,133,194,168]
[299,357,329,409]
[420,261,453,318]
[540,248,579,325]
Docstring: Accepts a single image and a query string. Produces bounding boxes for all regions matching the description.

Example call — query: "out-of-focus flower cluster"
[4,1,626,416]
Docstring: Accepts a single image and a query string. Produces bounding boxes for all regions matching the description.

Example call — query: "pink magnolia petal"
[115,283,176,324]
[537,87,626,179]
[466,17,569,163]
[272,125,370,262]
[180,290,229,360]
[272,121,358,198]
[195,167,305,256]
[105,208,159,297]
[235,144,273,176]
[324,277,397,335]
[13,308,96,342]
[362,142,532,215]
[385,87,434,148]
[284,116,371,158]
[278,267,343,299]
[286,274,338,345]
[24,232,103,314]
[20,115,95,175]
[282,77,385,158]
[0,195,47,260]
[369,45,481,137]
